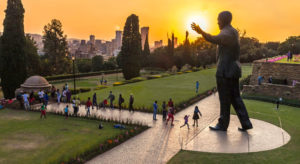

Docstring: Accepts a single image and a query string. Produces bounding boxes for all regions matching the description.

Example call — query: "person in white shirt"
[38,90,44,103]
[23,92,30,110]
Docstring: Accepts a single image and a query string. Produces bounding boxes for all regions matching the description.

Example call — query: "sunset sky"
[0,0,299,46]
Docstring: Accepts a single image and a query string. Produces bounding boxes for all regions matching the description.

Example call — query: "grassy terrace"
[168,100,300,164]
[77,66,252,110]
[0,109,137,164]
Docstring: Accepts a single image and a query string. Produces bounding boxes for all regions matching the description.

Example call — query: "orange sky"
[0,0,299,45]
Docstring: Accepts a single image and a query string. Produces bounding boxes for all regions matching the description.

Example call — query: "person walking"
[162,101,167,120]
[92,93,98,109]
[192,106,202,127]
[107,91,115,109]
[180,115,190,129]
[153,101,158,120]
[86,97,92,117]
[56,89,61,104]
[168,98,174,108]
[129,94,134,112]
[43,92,49,107]
[166,107,175,126]
[64,105,69,119]
[23,92,30,110]
[192,11,253,131]
[118,94,124,110]
[66,89,71,103]
[38,90,44,103]
[40,104,47,119]
[196,81,199,93]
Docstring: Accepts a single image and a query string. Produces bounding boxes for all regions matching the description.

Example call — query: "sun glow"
[186,15,209,37]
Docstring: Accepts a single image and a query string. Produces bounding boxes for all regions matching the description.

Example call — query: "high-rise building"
[141,27,149,50]
[174,37,178,48]
[154,40,163,49]
[115,30,122,50]
[90,35,95,45]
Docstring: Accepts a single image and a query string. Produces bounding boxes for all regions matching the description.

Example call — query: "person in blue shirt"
[153,101,158,120]
[43,92,49,107]
[196,81,199,93]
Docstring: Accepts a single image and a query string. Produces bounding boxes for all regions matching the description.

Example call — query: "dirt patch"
[0,110,32,121]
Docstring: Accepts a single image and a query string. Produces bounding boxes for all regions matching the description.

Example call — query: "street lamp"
[72,56,76,94]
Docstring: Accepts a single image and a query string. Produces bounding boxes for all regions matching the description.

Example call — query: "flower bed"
[93,85,109,91]
[267,55,287,62]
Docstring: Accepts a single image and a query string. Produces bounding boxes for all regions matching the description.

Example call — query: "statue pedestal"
[184,115,290,153]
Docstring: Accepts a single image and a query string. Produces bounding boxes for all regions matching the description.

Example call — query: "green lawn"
[0,109,133,164]
[51,72,125,91]
[168,100,300,164]
[78,66,252,110]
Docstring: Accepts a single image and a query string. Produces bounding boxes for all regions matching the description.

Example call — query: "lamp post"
[72,56,76,94]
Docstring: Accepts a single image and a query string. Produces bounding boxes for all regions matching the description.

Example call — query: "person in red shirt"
[86,97,92,117]
[168,98,174,108]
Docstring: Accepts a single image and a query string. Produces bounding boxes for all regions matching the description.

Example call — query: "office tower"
[90,35,95,45]
[115,30,122,50]
[174,37,178,48]
[141,27,149,49]
[154,40,163,49]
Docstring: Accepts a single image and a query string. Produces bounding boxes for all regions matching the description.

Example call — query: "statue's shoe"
[238,126,253,132]
[209,125,227,131]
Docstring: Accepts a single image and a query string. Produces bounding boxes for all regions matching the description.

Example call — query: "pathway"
[42,94,290,164]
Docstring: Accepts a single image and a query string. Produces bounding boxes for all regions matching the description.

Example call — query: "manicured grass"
[168,100,300,164]
[78,66,252,110]
[0,109,133,164]
[51,73,125,91]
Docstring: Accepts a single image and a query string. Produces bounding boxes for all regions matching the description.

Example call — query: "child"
[162,101,167,120]
[180,115,190,129]
[64,105,69,119]
[40,104,46,119]
[193,106,202,127]
[166,107,175,126]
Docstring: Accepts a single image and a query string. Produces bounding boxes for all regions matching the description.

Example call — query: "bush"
[177,72,183,74]
[113,82,125,86]
[130,77,146,82]
[146,75,162,80]
[70,89,80,95]
[80,88,91,93]
[240,75,251,90]
[94,85,108,91]
[241,93,300,107]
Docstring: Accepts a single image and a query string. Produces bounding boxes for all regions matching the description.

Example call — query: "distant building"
[154,40,163,49]
[115,30,122,50]
[141,27,149,50]
[174,37,178,48]
[90,35,95,45]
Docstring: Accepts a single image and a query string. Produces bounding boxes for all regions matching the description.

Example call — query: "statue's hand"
[191,22,203,34]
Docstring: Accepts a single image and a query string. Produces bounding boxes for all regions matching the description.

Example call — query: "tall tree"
[92,55,104,72]
[42,19,71,75]
[142,34,150,67]
[119,14,142,80]
[0,0,27,98]
[25,35,42,76]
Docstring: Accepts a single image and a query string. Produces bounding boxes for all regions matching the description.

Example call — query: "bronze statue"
[191,11,253,131]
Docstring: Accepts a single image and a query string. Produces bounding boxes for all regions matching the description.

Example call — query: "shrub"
[147,75,162,80]
[240,75,251,90]
[94,85,108,91]
[180,64,191,72]
[185,70,193,73]
[70,89,80,95]
[177,72,183,74]
[113,82,125,86]
[130,77,146,82]
[80,88,91,93]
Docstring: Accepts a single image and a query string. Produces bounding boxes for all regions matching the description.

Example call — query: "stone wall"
[250,60,300,85]
[243,83,300,100]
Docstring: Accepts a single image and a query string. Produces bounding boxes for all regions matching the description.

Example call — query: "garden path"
[44,94,290,164]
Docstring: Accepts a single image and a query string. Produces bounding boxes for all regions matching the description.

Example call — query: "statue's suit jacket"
[201,25,241,79]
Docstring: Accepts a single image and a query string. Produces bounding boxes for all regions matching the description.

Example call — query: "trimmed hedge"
[45,69,122,81]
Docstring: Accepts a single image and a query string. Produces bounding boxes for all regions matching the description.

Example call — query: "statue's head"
[218,11,232,29]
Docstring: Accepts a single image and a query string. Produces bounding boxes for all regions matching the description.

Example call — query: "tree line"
[0,0,299,98]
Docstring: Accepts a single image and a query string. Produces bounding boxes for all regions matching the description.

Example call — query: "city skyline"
[0,0,299,44]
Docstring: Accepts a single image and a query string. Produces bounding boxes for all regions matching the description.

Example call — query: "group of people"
[180,106,202,129]
[56,83,72,104]
[152,99,176,126]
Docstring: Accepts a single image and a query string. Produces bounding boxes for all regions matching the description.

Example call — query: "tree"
[119,14,142,80]
[92,55,104,72]
[76,59,92,73]
[42,19,71,75]
[142,34,150,67]
[25,35,42,76]
[0,0,27,98]
[278,36,300,55]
